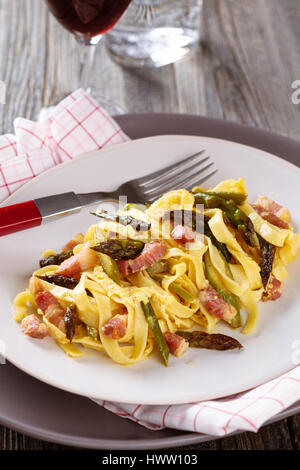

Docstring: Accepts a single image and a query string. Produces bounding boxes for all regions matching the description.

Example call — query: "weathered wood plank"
[220,420,294,450]
[287,414,300,449]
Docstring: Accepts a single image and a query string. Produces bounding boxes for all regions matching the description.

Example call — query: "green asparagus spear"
[141,301,169,366]
[230,311,242,329]
[192,189,247,205]
[38,274,94,297]
[204,219,232,262]
[147,273,163,283]
[146,261,196,303]
[64,305,79,343]
[147,260,170,276]
[37,274,79,289]
[39,250,73,268]
[204,251,241,328]
[194,192,258,247]
[176,330,242,350]
[91,209,150,232]
[92,239,144,260]
[96,252,121,285]
[259,236,275,288]
[169,282,196,303]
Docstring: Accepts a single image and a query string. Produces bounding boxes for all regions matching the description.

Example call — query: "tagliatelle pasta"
[14,179,300,366]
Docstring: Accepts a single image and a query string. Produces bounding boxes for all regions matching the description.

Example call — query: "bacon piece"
[55,245,98,279]
[117,241,167,276]
[164,332,189,357]
[35,291,59,312]
[253,195,291,229]
[128,241,167,272]
[253,205,289,229]
[117,260,131,276]
[171,225,195,245]
[35,291,65,329]
[199,285,237,323]
[262,276,283,302]
[102,314,127,340]
[35,291,58,312]
[62,233,84,253]
[29,276,43,296]
[255,195,291,221]
[21,314,49,339]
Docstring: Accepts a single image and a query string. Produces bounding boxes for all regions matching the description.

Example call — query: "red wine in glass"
[44,0,132,114]
[45,0,132,40]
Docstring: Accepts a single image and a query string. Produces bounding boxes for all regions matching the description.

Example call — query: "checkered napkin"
[0,88,128,203]
[2,89,300,437]
[95,367,300,435]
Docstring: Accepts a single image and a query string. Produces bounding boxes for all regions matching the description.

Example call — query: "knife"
[0,191,123,237]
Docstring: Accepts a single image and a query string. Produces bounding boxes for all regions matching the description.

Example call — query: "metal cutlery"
[0,150,216,236]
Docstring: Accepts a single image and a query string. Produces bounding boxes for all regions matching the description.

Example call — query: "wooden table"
[0,0,300,450]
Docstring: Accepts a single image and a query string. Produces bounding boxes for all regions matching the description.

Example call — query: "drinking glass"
[105,0,203,68]
[44,0,132,114]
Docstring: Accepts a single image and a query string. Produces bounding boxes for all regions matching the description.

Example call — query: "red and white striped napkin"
[2,89,300,437]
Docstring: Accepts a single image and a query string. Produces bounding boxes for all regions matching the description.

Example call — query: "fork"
[0,150,216,236]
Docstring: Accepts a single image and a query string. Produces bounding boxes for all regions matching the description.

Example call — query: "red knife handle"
[0,200,42,236]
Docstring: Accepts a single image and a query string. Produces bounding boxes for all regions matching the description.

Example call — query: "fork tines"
[139,150,217,203]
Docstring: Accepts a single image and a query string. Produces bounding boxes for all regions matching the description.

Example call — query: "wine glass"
[44,0,132,114]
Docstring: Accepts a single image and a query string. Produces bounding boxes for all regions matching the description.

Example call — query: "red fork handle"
[0,200,42,236]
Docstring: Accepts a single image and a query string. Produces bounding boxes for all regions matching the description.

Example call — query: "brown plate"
[1,113,299,449]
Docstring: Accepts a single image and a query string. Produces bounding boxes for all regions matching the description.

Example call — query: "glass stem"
[74,35,124,115]
[76,35,102,91]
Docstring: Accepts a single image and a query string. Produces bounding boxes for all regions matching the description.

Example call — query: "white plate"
[1,135,300,405]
